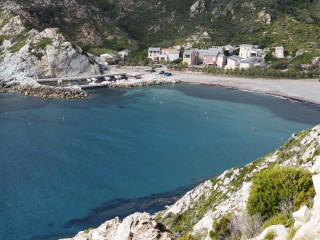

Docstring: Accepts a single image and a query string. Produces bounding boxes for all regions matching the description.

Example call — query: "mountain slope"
[3,0,320,53]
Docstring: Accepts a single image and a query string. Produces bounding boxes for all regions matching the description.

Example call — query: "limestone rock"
[162,180,213,217]
[249,225,288,240]
[61,212,172,240]
[257,10,271,25]
[313,174,320,194]
[293,205,311,228]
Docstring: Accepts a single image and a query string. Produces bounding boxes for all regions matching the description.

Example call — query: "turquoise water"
[0,84,319,239]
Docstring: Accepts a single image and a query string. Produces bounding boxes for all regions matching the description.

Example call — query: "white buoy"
[6,112,7,115]
[160,102,162,104]
[28,123,30,126]
[62,117,65,121]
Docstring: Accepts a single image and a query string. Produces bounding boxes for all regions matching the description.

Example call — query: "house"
[148,47,162,61]
[198,49,221,64]
[148,47,180,62]
[162,48,180,62]
[239,44,263,59]
[118,49,132,60]
[225,55,242,69]
[240,57,260,69]
[203,52,220,66]
[275,46,284,59]
[183,50,198,66]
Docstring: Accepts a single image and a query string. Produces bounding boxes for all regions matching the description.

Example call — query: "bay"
[0,84,319,239]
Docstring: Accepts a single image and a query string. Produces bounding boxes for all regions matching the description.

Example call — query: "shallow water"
[0,84,319,239]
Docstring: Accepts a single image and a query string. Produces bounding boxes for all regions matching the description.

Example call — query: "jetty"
[34,73,128,83]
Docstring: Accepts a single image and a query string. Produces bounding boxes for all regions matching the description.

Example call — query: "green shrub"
[262,213,293,229]
[247,167,314,220]
[287,227,298,240]
[264,230,276,240]
[209,215,231,240]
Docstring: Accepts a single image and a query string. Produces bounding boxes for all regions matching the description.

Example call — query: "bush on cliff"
[209,215,231,240]
[247,166,315,220]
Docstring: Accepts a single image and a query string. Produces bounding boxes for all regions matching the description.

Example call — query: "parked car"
[164,72,172,76]
[145,68,156,73]
[159,71,165,74]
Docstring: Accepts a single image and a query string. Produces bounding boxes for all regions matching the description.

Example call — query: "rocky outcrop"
[292,174,320,240]
[61,212,172,240]
[0,1,100,79]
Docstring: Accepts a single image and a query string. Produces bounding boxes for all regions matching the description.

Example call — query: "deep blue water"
[0,84,319,240]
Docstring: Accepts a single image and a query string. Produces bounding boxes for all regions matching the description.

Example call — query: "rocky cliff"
[63,125,320,240]
[0,1,100,80]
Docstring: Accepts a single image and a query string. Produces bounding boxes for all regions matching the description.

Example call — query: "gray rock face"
[61,212,172,240]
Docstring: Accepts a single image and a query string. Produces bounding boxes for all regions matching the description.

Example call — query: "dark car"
[159,71,165,74]
[164,72,172,76]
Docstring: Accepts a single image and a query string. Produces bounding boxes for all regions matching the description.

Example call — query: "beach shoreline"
[114,66,320,106]
[170,70,320,106]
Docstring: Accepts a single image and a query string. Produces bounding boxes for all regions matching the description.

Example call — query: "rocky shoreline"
[0,75,181,99]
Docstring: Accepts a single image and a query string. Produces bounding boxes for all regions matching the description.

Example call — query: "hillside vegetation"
[2,0,320,54]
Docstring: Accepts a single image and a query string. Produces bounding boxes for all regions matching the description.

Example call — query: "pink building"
[203,52,220,66]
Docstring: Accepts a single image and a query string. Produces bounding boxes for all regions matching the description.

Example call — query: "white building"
[239,44,263,59]
[118,49,132,60]
[148,47,180,62]
[162,48,180,62]
[275,46,284,59]
[225,55,242,69]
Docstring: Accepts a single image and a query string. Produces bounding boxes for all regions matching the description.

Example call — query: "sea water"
[0,84,319,239]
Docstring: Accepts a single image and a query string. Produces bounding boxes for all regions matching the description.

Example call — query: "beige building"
[183,50,198,66]
[275,46,284,59]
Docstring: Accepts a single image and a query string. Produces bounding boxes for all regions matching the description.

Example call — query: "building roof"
[184,50,195,55]
[168,50,179,54]
[148,47,161,51]
[275,46,284,50]
[101,53,118,58]
[240,57,260,64]
[204,52,220,58]
[228,55,242,61]
[240,44,254,48]
[119,49,132,53]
